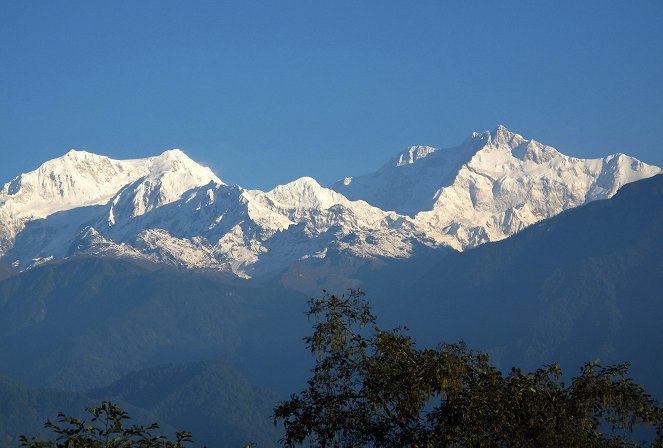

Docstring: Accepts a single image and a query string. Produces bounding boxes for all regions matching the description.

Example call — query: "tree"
[19,401,192,448]
[273,290,663,447]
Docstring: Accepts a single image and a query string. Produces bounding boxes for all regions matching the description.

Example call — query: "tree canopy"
[19,401,192,448]
[273,290,663,447]
[19,290,663,447]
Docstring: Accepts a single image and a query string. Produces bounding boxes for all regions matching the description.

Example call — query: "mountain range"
[0,173,661,446]
[0,128,662,445]
[1,125,659,277]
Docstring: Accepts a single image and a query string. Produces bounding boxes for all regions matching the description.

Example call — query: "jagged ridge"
[1,127,659,276]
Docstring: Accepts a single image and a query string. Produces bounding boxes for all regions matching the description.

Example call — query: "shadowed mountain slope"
[365,174,663,398]
[0,257,309,391]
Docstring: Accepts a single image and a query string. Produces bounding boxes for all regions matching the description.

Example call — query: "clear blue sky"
[1,0,662,190]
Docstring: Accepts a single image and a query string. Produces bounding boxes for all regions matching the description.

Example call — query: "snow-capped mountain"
[0,149,220,257]
[1,126,660,276]
[333,125,661,249]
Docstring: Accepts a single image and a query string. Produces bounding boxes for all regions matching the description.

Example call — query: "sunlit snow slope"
[1,126,659,276]
[333,125,661,249]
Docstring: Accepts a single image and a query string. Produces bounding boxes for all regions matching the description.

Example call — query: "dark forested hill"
[0,359,281,448]
[0,259,303,447]
[92,359,280,447]
[0,257,309,391]
[0,376,92,447]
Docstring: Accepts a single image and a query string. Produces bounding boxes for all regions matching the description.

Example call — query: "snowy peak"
[1,128,660,276]
[395,146,438,167]
[146,149,223,184]
[333,126,531,214]
[107,149,223,220]
[1,150,142,213]
[331,133,481,215]
[263,177,347,210]
[0,149,222,256]
[248,177,357,228]
[461,125,526,154]
[487,124,525,148]
[63,148,93,159]
[0,148,221,217]
[330,125,660,250]
[333,125,661,218]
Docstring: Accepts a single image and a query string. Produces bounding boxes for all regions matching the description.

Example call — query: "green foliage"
[19,401,192,448]
[274,290,663,447]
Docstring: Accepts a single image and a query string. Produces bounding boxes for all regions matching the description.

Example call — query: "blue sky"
[1,0,662,190]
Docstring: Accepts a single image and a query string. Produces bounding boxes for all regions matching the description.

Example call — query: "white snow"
[0,149,221,255]
[1,127,660,276]
[332,125,661,250]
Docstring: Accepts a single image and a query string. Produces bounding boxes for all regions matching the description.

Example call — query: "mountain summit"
[0,149,221,255]
[332,125,660,249]
[0,128,660,275]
